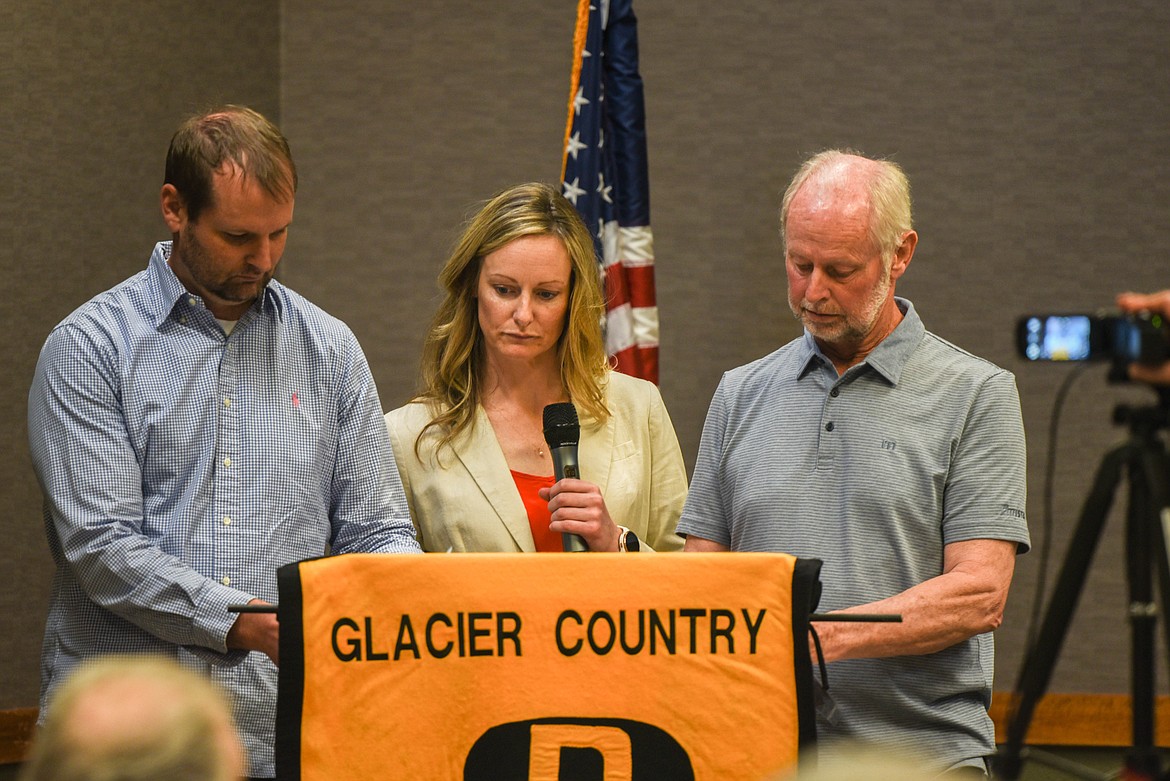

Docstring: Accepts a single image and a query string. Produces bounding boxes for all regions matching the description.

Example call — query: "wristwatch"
[617,526,640,553]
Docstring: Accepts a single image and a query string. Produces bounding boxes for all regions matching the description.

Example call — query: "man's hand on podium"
[227,598,280,665]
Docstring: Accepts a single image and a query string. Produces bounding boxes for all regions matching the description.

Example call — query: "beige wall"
[4,0,1169,709]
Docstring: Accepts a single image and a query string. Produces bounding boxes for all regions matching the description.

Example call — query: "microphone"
[543,402,588,552]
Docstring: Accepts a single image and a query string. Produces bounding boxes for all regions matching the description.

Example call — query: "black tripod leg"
[1144,389,1170,693]
[1127,443,1170,779]
[1139,444,1170,706]
[1127,445,1160,777]
[996,445,1130,781]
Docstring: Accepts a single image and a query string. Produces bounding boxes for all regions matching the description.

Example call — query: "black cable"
[809,624,829,690]
[1023,363,1090,655]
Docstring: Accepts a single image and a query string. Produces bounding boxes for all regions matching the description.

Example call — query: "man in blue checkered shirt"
[27,106,421,779]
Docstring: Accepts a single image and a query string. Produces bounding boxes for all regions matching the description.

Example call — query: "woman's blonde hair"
[414,182,610,457]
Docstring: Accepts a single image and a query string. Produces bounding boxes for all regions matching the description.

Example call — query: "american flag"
[561,0,659,384]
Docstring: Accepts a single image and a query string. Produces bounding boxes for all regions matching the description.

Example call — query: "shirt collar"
[145,241,283,328]
[794,297,925,386]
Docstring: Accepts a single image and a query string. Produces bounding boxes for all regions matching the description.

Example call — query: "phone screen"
[1019,315,1093,361]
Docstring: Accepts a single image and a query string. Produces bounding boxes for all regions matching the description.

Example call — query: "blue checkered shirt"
[28,242,420,776]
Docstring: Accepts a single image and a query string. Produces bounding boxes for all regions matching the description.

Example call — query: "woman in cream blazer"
[385,182,686,553]
[387,371,686,552]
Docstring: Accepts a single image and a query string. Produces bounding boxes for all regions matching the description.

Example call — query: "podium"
[275,552,820,780]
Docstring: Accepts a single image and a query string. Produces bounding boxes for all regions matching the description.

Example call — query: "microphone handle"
[550,446,588,552]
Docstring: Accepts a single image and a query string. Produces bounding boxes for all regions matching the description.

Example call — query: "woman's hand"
[540,478,622,552]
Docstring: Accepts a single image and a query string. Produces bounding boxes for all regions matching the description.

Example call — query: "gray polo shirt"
[678,298,1029,770]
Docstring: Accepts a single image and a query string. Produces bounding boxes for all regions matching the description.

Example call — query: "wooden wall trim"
[990,694,1169,747]
[0,708,37,765]
[1,695,1166,763]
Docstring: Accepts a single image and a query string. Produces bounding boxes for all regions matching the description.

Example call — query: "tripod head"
[1112,386,1170,441]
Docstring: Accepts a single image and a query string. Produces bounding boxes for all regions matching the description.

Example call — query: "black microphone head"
[542,402,580,448]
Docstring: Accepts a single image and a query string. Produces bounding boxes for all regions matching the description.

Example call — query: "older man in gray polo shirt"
[678,150,1030,776]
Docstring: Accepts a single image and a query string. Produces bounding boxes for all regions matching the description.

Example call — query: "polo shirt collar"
[795,297,925,386]
[863,297,924,385]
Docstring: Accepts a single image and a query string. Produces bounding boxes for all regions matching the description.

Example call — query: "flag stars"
[563,178,587,205]
[565,131,587,160]
[597,172,613,203]
[573,87,590,115]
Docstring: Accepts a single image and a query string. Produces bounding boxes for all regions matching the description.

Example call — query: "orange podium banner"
[276,553,820,780]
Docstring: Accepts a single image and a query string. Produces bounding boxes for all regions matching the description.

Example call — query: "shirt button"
[221,576,231,586]
[188,297,197,307]
[179,316,187,324]
[825,422,835,432]
[223,398,231,407]
[830,387,840,398]
[223,457,232,468]
[223,516,232,526]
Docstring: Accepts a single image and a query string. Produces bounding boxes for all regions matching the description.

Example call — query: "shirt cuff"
[194,582,260,653]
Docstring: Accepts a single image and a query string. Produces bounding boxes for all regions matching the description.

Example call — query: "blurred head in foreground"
[20,655,245,781]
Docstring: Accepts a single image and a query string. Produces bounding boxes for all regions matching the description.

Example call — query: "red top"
[510,470,560,552]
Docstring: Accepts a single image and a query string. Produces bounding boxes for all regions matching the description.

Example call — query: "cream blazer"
[385,372,686,552]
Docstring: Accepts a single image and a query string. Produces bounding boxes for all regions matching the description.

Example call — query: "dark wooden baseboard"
[990,693,1170,747]
[0,709,36,765]
[1,694,1167,763]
